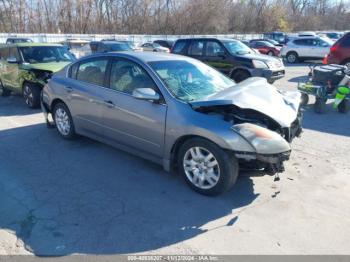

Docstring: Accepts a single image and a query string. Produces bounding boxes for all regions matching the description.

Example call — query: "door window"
[9,47,20,61]
[205,41,224,56]
[109,60,156,95]
[76,58,108,86]
[172,41,187,54]
[189,40,204,56]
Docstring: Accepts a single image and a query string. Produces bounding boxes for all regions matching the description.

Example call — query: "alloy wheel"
[183,147,220,189]
[55,108,71,136]
[287,54,296,63]
[23,85,33,107]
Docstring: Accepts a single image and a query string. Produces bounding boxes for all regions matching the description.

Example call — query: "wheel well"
[230,68,251,79]
[286,51,298,57]
[169,135,219,172]
[50,98,66,112]
[341,58,350,65]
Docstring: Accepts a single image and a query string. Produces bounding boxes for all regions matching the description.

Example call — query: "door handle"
[64,86,73,93]
[103,100,115,108]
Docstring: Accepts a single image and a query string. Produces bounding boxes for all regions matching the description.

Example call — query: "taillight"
[330,43,339,53]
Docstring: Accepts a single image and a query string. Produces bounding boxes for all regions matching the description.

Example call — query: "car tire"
[286,52,298,63]
[338,99,349,113]
[232,70,250,83]
[267,51,274,56]
[300,93,309,106]
[341,59,350,69]
[177,138,239,196]
[267,79,275,84]
[314,97,327,113]
[0,79,11,97]
[53,102,76,140]
[23,82,41,108]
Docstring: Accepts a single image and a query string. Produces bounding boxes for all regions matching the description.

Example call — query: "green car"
[0,43,75,108]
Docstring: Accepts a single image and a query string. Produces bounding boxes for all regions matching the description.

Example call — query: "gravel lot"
[0,63,350,255]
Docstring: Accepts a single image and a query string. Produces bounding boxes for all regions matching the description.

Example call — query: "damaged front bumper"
[235,150,290,173]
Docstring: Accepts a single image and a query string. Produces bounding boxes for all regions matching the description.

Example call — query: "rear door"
[7,47,21,91]
[187,40,205,62]
[100,58,167,157]
[66,57,109,137]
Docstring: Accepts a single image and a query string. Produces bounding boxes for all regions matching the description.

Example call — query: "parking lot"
[0,63,350,255]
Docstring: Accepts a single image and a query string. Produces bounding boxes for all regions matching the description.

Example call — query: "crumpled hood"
[191,77,301,128]
[21,61,71,73]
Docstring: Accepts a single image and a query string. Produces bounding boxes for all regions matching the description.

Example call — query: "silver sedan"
[41,52,302,195]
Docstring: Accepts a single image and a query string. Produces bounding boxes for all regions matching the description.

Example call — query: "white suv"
[281,37,333,63]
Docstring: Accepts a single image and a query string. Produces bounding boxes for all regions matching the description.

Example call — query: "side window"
[0,48,9,61]
[76,59,108,86]
[205,41,224,56]
[109,60,156,95]
[294,39,307,46]
[318,39,329,47]
[9,47,20,61]
[172,41,186,54]
[189,40,204,56]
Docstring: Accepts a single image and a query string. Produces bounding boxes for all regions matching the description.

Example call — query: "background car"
[171,38,285,83]
[41,52,301,196]
[0,43,75,108]
[153,40,174,49]
[326,32,350,68]
[141,42,170,52]
[5,37,33,44]
[280,36,333,63]
[250,38,281,46]
[61,39,91,58]
[263,31,287,44]
[90,41,132,53]
[249,40,281,56]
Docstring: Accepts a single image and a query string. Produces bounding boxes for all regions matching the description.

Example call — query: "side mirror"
[7,57,18,64]
[132,88,160,102]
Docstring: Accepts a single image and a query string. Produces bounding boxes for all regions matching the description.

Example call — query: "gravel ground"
[0,63,349,255]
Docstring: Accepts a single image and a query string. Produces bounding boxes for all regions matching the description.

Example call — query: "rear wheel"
[0,79,11,97]
[177,138,239,196]
[232,70,250,83]
[53,102,76,139]
[314,97,327,113]
[300,93,309,106]
[338,99,349,113]
[286,52,298,63]
[23,82,41,108]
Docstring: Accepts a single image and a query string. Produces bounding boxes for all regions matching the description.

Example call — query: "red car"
[249,40,281,56]
[327,32,350,67]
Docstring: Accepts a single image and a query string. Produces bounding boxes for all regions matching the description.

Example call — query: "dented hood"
[191,77,301,128]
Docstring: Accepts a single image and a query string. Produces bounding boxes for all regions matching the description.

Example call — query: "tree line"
[0,0,349,34]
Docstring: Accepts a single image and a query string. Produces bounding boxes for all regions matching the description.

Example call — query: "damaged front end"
[193,104,302,174]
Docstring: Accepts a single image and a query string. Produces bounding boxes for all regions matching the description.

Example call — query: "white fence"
[0,33,263,45]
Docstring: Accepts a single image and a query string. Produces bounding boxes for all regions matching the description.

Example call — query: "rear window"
[172,41,187,54]
[338,33,350,47]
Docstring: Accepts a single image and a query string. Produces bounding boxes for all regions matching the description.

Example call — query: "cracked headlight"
[232,123,290,154]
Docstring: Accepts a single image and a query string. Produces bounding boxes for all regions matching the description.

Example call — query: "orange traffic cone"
[322,54,328,65]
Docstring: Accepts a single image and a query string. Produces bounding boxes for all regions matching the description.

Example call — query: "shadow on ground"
[301,103,350,137]
[0,96,40,117]
[0,123,261,255]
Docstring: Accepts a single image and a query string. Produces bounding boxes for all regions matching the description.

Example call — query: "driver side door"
[100,58,167,157]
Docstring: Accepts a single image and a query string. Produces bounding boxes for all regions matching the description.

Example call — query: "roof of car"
[0,42,64,47]
[83,51,188,63]
[175,38,238,43]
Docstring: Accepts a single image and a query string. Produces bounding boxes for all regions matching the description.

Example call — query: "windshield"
[222,40,253,55]
[149,60,235,102]
[267,39,279,45]
[153,43,161,48]
[326,33,340,39]
[106,43,131,51]
[20,46,75,64]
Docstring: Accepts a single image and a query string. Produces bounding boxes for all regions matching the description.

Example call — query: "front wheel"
[23,82,41,108]
[267,51,274,56]
[177,138,239,196]
[53,102,76,139]
[286,52,298,63]
[232,70,250,83]
[300,93,309,106]
[338,99,349,113]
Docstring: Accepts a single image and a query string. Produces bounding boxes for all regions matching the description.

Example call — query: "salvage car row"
[0,37,303,196]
